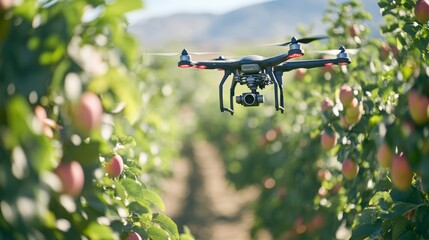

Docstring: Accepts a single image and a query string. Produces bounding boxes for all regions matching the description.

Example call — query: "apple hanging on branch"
[321,129,338,150]
[376,143,393,168]
[415,0,429,24]
[342,158,359,180]
[391,154,413,191]
[105,154,124,178]
[407,89,429,125]
[71,92,103,133]
[339,85,354,107]
[54,161,85,198]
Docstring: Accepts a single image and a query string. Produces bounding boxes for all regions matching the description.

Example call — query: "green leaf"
[369,191,392,210]
[83,222,115,240]
[128,201,150,215]
[27,136,57,172]
[114,180,127,201]
[153,213,179,240]
[121,178,143,197]
[118,136,137,148]
[6,96,33,142]
[89,69,140,123]
[392,218,408,240]
[147,226,169,240]
[351,223,381,240]
[104,0,142,17]
[179,226,195,240]
[368,115,383,126]
[13,0,39,20]
[63,141,100,165]
[141,189,166,212]
[353,207,379,228]
[392,202,418,217]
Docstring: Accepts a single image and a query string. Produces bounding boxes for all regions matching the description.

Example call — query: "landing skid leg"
[219,70,234,114]
[266,68,284,113]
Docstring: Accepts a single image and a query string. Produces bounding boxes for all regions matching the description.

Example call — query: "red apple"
[377,143,393,168]
[316,169,332,182]
[339,85,354,107]
[71,92,103,132]
[345,102,363,125]
[265,128,278,142]
[349,24,361,37]
[415,0,429,24]
[380,42,391,60]
[307,214,325,232]
[294,216,307,234]
[340,115,350,129]
[391,154,413,191]
[320,98,334,112]
[349,98,358,108]
[408,89,429,125]
[105,154,124,178]
[0,0,18,10]
[54,161,85,197]
[321,130,337,150]
[127,232,142,240]
[342,159,359,180]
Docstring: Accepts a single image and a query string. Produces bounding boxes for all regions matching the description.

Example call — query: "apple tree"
[0,0,193,239]
[193,0,428,239]
[344,0,429,239]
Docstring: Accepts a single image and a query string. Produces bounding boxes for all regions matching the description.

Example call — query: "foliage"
[185,0,429,239]
[0,0,192,239]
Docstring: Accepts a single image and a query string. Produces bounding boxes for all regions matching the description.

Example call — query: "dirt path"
[161,141,259,240]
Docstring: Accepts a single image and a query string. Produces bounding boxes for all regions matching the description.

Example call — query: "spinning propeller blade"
[258,36,329,47]
[312,47,360,56]
[211,55,236,61]
[144,50,224,57]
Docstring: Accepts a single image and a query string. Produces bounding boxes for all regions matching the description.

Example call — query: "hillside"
[129,0,383,50]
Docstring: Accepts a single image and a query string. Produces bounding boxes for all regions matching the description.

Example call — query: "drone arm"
[192,61,239,70]
[274,57,350,72]
[219,70,233,114]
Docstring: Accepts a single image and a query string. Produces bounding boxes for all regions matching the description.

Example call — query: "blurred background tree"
[0,0,193,239]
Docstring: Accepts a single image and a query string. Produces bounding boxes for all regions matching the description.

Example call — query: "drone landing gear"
[219,70,234,115]
[266,68,284,113]
[219,69,285,115]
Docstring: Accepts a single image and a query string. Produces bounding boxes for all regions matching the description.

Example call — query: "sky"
[127,0,271,24]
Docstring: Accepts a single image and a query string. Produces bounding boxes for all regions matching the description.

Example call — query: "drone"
[176,36,352,115]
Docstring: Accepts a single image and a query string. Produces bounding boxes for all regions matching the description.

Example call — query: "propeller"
[258,36,329,47]
[144,49,224,57]
[312,46,360,56]
[211,55,236,61]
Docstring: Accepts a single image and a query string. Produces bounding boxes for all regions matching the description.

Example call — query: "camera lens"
[244,94,256,105]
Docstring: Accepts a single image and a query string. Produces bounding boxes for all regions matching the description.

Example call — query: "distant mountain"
[129,0,383,50]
